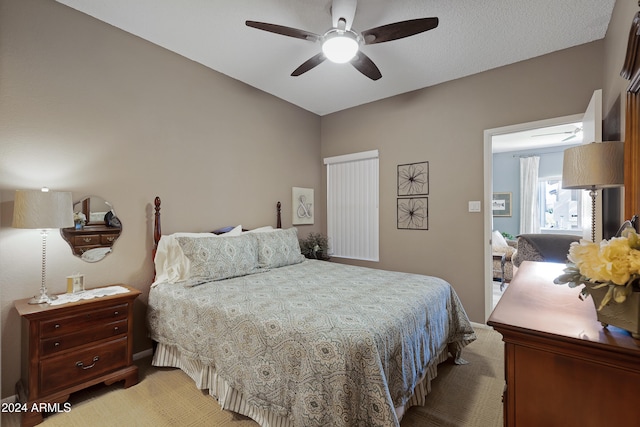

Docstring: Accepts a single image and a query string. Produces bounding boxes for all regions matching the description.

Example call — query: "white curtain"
[324,150,379,261]
[520,156,540,234]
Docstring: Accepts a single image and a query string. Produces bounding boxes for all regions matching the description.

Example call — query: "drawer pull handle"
[54,324,60,329]
[113,311,119,316]
[54,342,60,347]
[82,237,92,243]
[113,326,119,332]
[76,356,99,370]
[106,236,115,242]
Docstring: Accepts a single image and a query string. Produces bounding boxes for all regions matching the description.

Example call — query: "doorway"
[483,113,584,316]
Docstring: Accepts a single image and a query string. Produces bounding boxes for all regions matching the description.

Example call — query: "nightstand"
[14,285,141,426]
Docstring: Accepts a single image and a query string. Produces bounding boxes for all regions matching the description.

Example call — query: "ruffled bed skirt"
[152,341,457,426]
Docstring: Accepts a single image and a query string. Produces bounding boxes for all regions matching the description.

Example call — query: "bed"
[147,197,476,427]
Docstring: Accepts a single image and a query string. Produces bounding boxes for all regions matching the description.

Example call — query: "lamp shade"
[12,190,74,229]
[562,141,624,190]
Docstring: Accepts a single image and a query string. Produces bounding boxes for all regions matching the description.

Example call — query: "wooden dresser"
[60,225,121,256]
[487,261,640,427]
[14,285,141,426]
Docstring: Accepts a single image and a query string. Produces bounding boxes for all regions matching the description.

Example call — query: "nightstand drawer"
[40,303,128,338]
[39,337,128,395]
[40,319,127,356]
[74,234,100,246]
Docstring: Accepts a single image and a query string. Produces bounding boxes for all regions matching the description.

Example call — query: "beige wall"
[0,0,633,400]
[0,0,321,398]
[320,40,604,322]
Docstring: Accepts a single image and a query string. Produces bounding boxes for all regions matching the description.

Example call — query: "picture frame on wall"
[292,187,314,225]
[397,197,429,230]
[397,161,429,196]
[492,192,512,217]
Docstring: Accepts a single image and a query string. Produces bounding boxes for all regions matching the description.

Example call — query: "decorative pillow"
[492,230,509,253]
[154,233,220,285]
[176,233,260,286]
[254,227,305,269]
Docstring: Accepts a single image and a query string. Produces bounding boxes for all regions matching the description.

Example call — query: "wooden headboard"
[152,196,282,258]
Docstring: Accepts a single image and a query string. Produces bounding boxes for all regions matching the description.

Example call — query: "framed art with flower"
[397,197,428,230]
[397,161,429,196]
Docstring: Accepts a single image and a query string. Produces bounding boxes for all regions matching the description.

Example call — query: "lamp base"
[29,292,57,305]
[28,228,57,304]
[589,188,598,242]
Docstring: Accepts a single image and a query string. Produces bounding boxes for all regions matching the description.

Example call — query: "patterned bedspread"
[147,260,476,426]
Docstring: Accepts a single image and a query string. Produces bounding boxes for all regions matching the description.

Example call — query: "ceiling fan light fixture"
[322,29,359,63]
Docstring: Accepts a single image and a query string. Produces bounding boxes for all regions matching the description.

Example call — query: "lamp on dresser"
[12,188,73,304]
[562,141,624,242]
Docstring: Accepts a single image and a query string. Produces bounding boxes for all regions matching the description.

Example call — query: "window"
[538,177,588,234]
[324,150,379,261]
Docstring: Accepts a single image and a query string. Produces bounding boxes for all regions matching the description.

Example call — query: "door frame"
[482,113,583,320]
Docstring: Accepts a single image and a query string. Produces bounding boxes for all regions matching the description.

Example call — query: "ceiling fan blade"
[362,17,439,45]
[350,51,382,80]
[291,53,326,76]
[533,126,582,138]
[331,0,357,30]
[532,131,573,137]
[245,21,320,42]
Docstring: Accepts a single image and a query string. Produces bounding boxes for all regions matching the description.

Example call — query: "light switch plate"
[468,201,481,212]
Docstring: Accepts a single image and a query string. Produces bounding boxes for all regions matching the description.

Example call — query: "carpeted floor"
[3,323,503,427]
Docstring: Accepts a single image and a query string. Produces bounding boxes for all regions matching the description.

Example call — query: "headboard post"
[153,196,161,258]
[276,201,282,229]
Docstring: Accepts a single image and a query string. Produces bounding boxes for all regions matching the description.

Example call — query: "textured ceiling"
[55,0,616,116]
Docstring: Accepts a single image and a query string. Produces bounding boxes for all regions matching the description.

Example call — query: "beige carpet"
[4,323,503,427]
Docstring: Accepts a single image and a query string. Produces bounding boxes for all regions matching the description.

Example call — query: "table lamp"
[12,188,73,304]
[562,141,624,242]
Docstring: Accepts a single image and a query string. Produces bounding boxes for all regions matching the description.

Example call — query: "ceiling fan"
[245,0,439,80]
[532,126,583,142]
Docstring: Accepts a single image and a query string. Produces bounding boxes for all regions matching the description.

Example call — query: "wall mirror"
[60,195,122,262]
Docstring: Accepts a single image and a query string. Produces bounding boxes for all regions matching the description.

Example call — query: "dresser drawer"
[74,234,100,246]
[40,319,127,356]
[40,303,128,338]
[101,234,118,245]
[39,337,128,395]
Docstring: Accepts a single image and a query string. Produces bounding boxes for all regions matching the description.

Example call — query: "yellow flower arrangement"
[554,229,640,310]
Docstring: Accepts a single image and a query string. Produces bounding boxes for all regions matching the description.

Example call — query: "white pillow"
[244,226,275,234]
[492,230,509,251]
[224,225,243,236]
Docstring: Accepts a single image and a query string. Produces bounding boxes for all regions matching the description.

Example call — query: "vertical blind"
[324,150,379,261]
